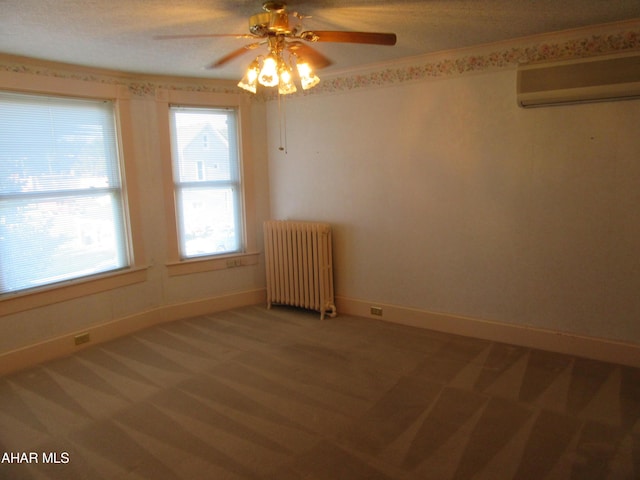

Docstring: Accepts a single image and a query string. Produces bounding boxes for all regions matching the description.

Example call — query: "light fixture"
[237,36,320,95]
[278,62,297,95]
[237,59,260,93]
[258,53,279,87]
[296,60,320,90]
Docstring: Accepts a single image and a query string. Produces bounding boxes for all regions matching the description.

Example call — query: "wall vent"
[517,52,640,108]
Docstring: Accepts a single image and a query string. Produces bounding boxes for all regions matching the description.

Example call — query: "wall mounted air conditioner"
[517,51,640,108]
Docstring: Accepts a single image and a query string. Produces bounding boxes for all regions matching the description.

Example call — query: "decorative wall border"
[0,56,242,97]
[303,26,640,96]
[1,22,639,99]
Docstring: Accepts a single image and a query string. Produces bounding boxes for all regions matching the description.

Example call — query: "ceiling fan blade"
[207,42,264,68]
[154,33,258,40]
[300,31,397,46]
[287,42,333,69]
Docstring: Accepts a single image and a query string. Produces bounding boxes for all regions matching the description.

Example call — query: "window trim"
[156,88,258,276]
[0,71,146,314]
[169,105,242,259]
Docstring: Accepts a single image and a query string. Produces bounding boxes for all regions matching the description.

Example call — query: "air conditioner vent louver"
[517,52,640,108]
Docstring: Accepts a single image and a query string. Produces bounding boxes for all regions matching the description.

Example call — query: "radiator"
[264,220,337,319]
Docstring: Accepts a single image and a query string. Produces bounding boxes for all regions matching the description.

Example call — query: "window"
[169,106,242,258]
[0,91,130,295]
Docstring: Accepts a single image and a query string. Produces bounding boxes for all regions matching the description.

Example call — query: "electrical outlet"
[370,306,383,316]
[226,258,242,268]
[74,332,91,346]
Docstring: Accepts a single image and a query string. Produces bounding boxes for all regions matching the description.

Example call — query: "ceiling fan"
[156,1,397,94]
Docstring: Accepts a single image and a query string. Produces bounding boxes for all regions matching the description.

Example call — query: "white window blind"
[169,106,243,258]
[0,91,129,294]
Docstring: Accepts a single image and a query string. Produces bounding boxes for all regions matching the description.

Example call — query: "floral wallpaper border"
[295,27,640,97]
[0,60,240,97]
[1,26,639,99]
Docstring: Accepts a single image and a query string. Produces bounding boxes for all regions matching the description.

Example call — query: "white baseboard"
[336,296,640,368]
[5,290,638,375]
[0,288,266,376]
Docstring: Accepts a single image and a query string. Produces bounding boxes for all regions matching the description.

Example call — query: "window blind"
[0,91,129,294]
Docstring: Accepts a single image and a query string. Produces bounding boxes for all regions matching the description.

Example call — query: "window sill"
[166,252,260,277]
[0,267,149,316]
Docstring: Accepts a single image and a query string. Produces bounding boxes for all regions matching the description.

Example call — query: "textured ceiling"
[2,0,640,80]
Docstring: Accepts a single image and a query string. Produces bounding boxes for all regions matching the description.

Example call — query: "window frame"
[0,71,146,315]
[156,89,259,276]
[169,105,243,259]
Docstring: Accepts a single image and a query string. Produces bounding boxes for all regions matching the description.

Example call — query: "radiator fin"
[264,220,337,319]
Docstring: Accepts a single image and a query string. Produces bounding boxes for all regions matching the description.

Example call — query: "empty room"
[1,1,640,479]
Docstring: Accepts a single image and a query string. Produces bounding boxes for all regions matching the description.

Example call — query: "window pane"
[177,186,240,257]
[171,110,235,183]
[170,106,242,259]
[0,193,127,293]
[0,92,129,294]
[0,93,120,194]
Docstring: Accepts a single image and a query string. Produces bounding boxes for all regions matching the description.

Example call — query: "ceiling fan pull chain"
[278,91,288,154]
[283,93,288,154]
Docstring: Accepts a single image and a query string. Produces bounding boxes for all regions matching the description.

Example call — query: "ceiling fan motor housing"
[249,11,291,36]
[249,2,291,36]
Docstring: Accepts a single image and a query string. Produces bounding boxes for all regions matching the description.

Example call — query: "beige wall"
[266,56,640,346]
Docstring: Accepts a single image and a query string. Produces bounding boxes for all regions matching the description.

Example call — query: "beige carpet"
[1,305,639,479]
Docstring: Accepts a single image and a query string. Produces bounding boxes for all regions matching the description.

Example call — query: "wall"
[266,24,640,353]
[0,63,270,370]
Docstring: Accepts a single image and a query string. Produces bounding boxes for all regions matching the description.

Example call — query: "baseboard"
[336,296,640,368]
[5,291,637,375]
[0,288,266,376]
